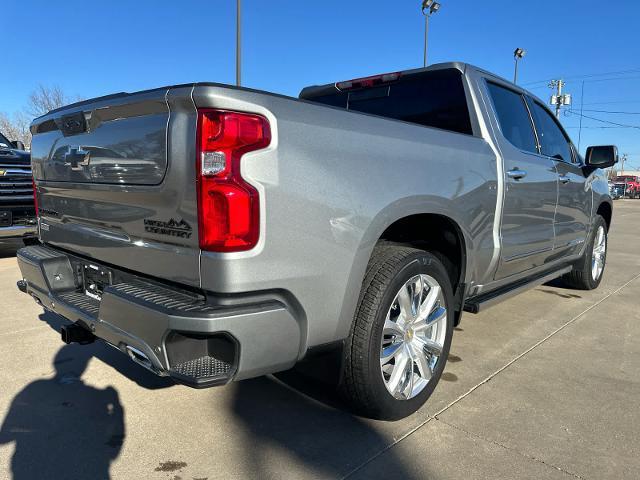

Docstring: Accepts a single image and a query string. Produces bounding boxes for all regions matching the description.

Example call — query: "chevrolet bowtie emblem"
[63,146,91,171]
[0,169,6,176]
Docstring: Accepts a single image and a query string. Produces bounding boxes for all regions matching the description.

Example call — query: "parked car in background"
[609,182,622,200]
[16,63,617,420]
[0,131,36,241]
[612,175,640,198]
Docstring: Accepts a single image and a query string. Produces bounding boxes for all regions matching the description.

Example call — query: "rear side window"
[486,82,537,153]
[305,69,473,135]
[526,99,574,163]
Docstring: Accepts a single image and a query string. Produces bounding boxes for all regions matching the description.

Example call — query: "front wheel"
[562,215,608,290]
[340,245,454,420]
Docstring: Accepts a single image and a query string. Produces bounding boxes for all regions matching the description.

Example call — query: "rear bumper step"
[16,244,301,388]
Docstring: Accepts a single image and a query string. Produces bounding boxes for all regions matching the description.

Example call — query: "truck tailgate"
[30,86,201,287]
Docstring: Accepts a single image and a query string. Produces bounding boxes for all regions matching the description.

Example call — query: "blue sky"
[2,0,640,168]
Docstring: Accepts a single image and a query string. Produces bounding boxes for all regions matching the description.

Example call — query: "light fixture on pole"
[421,1,441,67]
[513,48,525,84]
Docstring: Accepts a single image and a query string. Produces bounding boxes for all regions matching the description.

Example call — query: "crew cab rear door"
[484,81,558,280]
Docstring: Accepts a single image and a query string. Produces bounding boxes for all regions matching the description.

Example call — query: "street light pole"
[423,14,429,68]
[421,1,441,68]
[236,0,241,87]
[513,48,525,84]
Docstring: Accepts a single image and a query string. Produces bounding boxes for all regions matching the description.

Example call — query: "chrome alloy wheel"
[591,225,606,281]
[380,274,448,400]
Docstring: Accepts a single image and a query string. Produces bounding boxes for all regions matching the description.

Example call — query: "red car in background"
[613,175,640,198]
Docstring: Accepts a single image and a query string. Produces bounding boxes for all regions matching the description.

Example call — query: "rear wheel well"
[596,202,612,231]
[379,214,466,302]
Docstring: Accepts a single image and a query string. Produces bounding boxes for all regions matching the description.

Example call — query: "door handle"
[559,174,571,184]
[507,169,527,180]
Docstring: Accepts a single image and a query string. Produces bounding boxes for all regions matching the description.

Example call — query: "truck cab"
[0,132,36,241]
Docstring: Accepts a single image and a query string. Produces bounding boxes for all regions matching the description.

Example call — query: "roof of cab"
[299,62,469,99]
[298,61,548,107]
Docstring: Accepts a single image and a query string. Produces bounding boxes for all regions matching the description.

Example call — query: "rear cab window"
[301,68,474,136]
[486,82,537,154]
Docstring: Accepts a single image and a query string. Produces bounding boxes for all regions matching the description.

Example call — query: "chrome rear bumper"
[0,224,37,239]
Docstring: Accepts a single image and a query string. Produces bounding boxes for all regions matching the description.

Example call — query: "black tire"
[340,244,454,420]
[561,215,608,290]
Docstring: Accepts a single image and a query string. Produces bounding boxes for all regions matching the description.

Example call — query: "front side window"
[527,99,574,163]
[486,82,537,154]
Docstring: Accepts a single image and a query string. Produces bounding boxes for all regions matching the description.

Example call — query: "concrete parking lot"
[0,200,638,480]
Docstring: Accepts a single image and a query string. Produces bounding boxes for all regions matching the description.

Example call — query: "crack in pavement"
[341,272,640,480]
[0,325,43,338]
[436,418,586,479]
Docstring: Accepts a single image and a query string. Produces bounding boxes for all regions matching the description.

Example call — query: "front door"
[485,82,558,280]
[526,98,591,255]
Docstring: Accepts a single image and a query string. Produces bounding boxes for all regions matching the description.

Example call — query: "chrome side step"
[463,266,573,314]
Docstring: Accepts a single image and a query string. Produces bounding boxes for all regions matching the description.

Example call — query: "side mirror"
[10,140,26,151]
[585,145,618,169]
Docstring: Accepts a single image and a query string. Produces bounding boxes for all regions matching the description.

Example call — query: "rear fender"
[333,196,473,341]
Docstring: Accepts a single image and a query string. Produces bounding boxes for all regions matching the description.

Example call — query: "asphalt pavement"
[0,200,638,480]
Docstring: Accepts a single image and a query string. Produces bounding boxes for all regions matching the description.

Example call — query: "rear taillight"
[196,109,271,252]
[33,178,38,217]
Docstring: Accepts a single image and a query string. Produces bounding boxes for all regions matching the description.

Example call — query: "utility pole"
[236,0,241,87]
[577,80,585,152]
[619,154,629,195]
[620,153,627,175]
[549,79,571,118]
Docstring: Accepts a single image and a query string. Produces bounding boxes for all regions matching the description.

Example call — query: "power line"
[563,68,640,80]
[578,108,640,115]
[565,125,637,129]
[522,67,640,87]
[583,75,640,84]
[528,74,640,88]
[583,99,640,106]
[567,110,640,129]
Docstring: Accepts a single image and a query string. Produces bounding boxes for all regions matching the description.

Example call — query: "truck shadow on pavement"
[0,312,174,480]
[228,355,421,479]
[4,312,420,479]
[0,343,126,480]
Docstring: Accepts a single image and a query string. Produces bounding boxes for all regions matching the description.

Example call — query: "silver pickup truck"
[16,63,616,420]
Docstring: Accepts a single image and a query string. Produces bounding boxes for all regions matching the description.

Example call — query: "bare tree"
[0,85,81,150]
[0,111,31,149]
[27,84,71,118]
